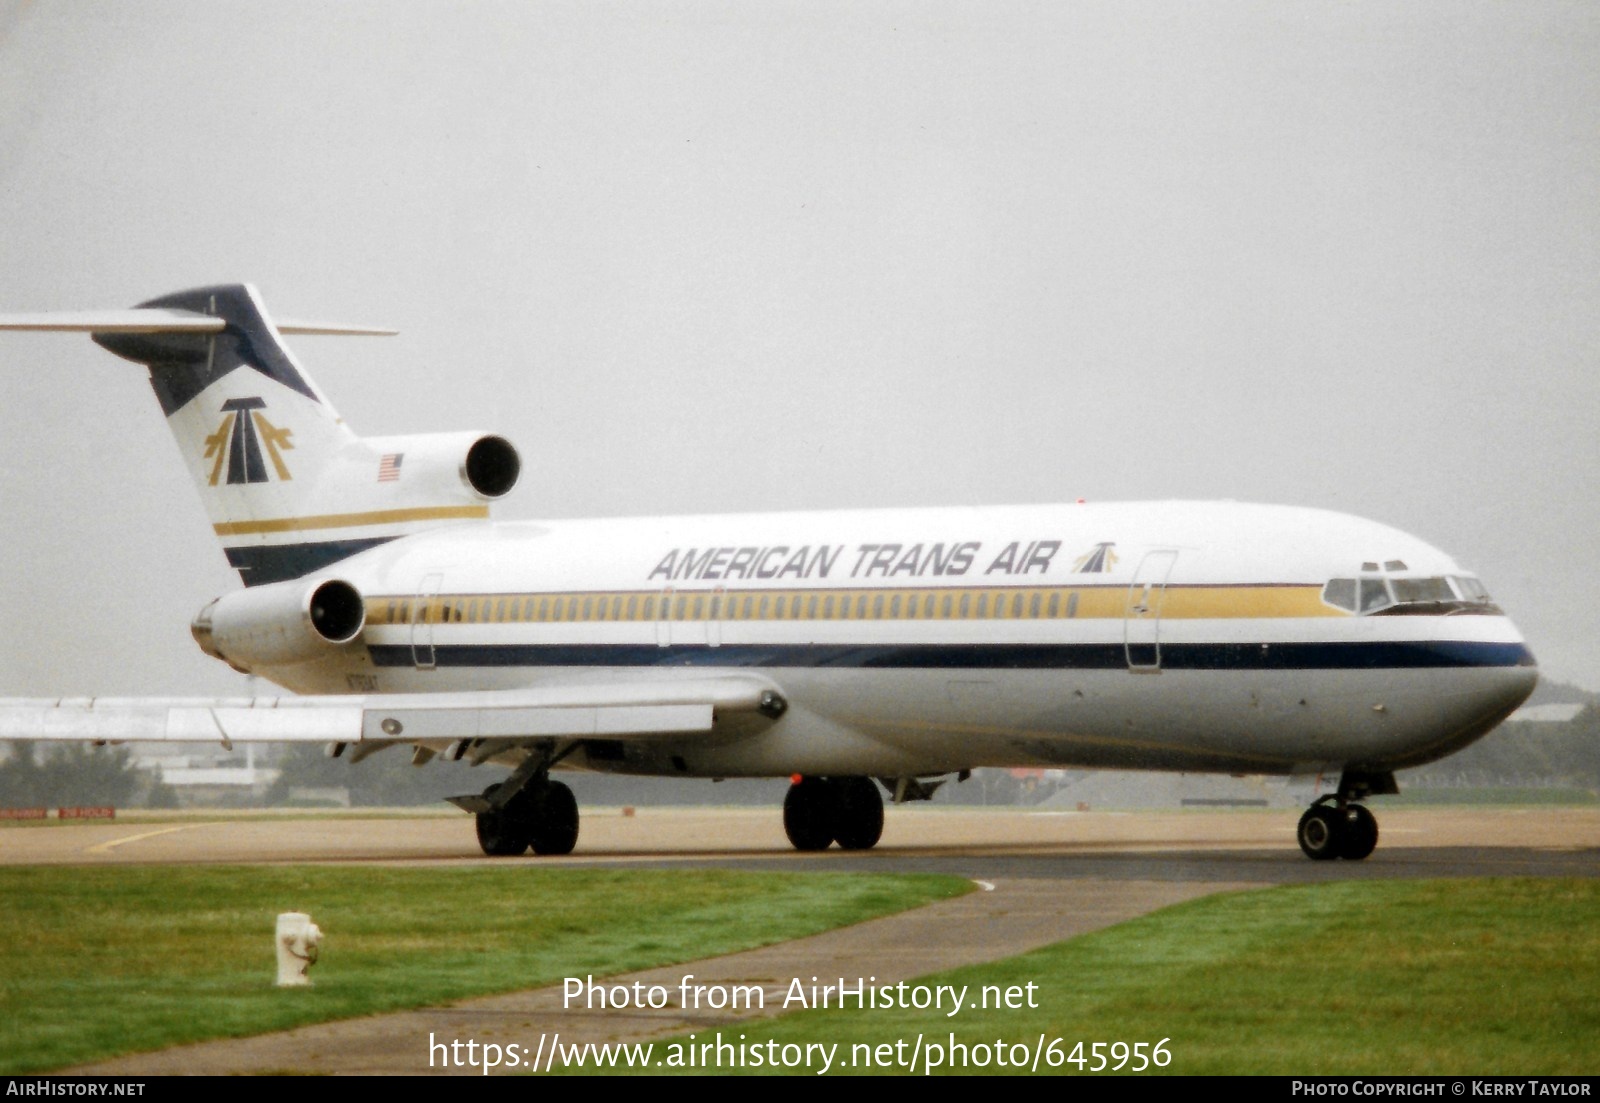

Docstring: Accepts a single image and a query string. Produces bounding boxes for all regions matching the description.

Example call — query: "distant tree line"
[0,743,178,808]
[1402,704,1600,790]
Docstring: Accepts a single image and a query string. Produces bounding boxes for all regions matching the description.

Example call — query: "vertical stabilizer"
[1,284,517,586]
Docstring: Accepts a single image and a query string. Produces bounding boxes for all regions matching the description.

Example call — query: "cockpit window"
[1390,577,1455,604]
[1327,572,1500,616]
[1359,578,1393,613]
[1321,578,1357,612]
[1328,566,1499,616]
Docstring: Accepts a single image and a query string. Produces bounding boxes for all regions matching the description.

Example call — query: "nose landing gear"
[1297,798,1379,861]
[1297,769,1391,861]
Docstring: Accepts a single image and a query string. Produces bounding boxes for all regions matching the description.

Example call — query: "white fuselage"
[255,499,1537,780]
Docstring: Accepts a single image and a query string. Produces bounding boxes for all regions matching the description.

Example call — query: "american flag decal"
[377,453,403,482]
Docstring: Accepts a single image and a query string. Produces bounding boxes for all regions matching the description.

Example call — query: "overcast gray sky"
[1,0,1596,695]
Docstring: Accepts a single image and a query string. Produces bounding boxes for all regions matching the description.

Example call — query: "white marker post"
[275,912,322,987]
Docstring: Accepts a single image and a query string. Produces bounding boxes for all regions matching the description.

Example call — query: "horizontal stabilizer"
[0,309,394,336]
[0,309,225,334]
[276,320,398,336]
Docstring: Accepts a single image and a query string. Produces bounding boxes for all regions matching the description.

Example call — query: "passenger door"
[1124,550,1178,671]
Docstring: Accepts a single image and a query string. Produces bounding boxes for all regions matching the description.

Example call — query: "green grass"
[602,879,1599,1076]
[0,865,968,1073]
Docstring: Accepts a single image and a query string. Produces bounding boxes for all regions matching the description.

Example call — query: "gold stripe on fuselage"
[212,505,489,536]
[363,583,1344,627]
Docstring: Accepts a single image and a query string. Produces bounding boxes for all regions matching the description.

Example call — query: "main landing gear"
[475,778,580,857]
[783,776,885,851]
[1296,770,1393,861]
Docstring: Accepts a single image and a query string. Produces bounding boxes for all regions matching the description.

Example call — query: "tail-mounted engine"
[192,577,366,672]
[362,431,521,501]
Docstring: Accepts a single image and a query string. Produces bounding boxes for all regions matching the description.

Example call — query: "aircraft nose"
[1447,645,1538,742]
[1499,660,1540,712]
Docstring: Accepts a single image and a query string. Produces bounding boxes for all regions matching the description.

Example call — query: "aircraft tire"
[1338,804,1379,861]
[529,780,580,856]
[783,777,836,851]
[1297,805,1343,861]
[476,784,531,857]
[833,777,884,850]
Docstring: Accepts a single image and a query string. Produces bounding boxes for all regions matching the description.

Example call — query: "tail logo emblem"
[204,397,294,485]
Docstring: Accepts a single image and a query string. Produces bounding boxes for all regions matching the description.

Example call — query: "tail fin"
[1,284,519,587]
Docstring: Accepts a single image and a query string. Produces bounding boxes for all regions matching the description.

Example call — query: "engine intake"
[193,578,366,671]
[360,430,522,502]
[464,434,520,498]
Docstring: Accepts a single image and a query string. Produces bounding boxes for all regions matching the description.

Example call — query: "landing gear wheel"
[475,784,531,856]
[1297,805,1343,861]
[529,780,580,856]
[833,777,884,851]
[1338,804,1379,861]
[783,777,836,851]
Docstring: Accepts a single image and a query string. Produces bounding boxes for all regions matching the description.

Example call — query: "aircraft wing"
[0,675,784,748]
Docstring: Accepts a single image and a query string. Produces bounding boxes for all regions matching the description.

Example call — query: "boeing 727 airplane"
[0,285,1539,860]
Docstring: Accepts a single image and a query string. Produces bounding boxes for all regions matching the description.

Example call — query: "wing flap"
[358,703,713,741]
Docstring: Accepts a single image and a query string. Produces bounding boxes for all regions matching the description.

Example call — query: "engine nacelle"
[192,578,366,671]
[360,431,520,501]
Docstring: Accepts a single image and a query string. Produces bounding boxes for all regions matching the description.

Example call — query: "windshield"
[1322,574,1499,616]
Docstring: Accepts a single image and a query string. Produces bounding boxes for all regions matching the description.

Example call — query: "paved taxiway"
[7,806,1594,1075]
[6,805,1596,879]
